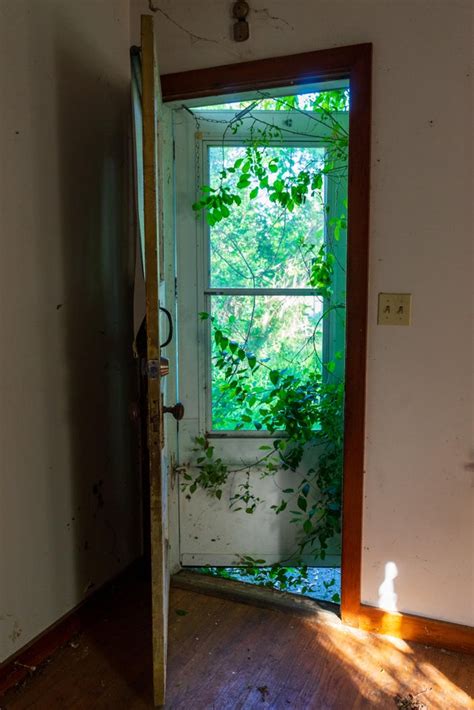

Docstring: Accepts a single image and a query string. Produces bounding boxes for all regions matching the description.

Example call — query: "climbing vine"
[181,90,348,602]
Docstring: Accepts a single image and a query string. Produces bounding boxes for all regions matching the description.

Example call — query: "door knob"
[163,402,185,421]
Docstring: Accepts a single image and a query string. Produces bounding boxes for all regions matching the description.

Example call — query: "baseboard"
[0,557,147,697]
[342,602,474,655]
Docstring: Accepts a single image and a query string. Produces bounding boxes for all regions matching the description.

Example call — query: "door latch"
[163,402,185,421]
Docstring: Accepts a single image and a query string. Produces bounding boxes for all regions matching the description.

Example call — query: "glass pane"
[209,146,326,289]
[210,295,324,431]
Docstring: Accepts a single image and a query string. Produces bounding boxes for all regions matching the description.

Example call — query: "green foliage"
[197,565,341,602]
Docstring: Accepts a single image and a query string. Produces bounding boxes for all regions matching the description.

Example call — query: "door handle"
[160,307,173,348]
[163,402,185,421]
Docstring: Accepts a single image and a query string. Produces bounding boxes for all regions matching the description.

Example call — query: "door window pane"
[210,294,324,430]
[208,146,326,289]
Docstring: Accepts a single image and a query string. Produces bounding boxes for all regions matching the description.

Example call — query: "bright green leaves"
[192,138,328,226]
[330,214,347,241]
[269,370,280,386]
[192,185,242,227]
[181,436,229,501]
[309,245,335,298]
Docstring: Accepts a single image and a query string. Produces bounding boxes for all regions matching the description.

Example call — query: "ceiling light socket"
[233,1,250,42]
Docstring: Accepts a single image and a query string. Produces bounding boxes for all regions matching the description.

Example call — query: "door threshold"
[171,570,341,624]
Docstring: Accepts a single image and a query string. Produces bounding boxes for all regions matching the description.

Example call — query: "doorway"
[160,43,371,627]
[173,87,348,605]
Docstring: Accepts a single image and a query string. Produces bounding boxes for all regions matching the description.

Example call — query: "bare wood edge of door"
[172,571,340,622]
[161,44,474,655]
[141,14,167,708]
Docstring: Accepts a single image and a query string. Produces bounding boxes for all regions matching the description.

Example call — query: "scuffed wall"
[131,0,474,626]
[0,0,140,662]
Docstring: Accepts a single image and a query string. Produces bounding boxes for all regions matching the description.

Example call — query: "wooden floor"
[2,570,473,709]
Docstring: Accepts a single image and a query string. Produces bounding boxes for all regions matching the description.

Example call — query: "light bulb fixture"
[232,1,250,42]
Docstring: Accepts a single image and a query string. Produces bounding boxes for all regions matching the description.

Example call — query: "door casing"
[161,44,372,626]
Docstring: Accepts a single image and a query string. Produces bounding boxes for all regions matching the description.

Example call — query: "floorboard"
[1,570,473,708]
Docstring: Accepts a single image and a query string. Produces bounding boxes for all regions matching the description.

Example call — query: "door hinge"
[174,276,178,298]
[173,139,176,161]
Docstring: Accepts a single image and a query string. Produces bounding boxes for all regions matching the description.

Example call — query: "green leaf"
[175,609,189,616]
[199,311,209,320]
[301,482,310,497]
[247,355,257,369]
[297,496,307,512]
[269,370,280,386]
[249,187,259,199]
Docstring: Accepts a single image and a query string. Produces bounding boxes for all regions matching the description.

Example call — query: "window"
[193,108,348,433]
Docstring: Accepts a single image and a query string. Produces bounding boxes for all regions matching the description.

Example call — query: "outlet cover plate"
[377,293,411,326]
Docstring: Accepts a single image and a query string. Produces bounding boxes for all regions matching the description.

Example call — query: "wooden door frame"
[160,44,474,653]
[161,42,371,627]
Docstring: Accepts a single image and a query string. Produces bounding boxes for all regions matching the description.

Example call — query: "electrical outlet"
[377,293,412,326]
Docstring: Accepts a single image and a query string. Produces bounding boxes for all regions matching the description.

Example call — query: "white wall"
[0,0,141,662]
[131,0,474,627]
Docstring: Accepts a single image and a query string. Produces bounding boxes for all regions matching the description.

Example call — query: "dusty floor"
[1,570,473,709]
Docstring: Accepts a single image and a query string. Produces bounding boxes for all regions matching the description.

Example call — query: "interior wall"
[0,0,140,662]
[131,0,474,627]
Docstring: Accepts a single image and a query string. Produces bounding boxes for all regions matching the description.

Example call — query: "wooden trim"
[355,603,474,655]
[0,559,146,697]
[339,44,372,619]
[172,571,340,621]
[162,44,372,634]
[161,44,371,102]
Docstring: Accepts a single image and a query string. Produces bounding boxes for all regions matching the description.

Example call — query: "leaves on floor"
[394,692,428,709]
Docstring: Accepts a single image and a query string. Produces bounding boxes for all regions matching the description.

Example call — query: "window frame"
[195,120,348,439]
[193,111,348,435]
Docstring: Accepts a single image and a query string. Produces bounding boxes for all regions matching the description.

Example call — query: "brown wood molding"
[0,558,147,697]
[353,603,474,655]
[161,43,372,102]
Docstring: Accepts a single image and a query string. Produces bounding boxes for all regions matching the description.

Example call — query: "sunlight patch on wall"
[378,561,399,612]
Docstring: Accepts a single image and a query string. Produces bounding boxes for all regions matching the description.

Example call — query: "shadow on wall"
[37,13,140,604]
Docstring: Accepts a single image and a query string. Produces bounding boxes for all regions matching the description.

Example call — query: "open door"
[132,15,174,707]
